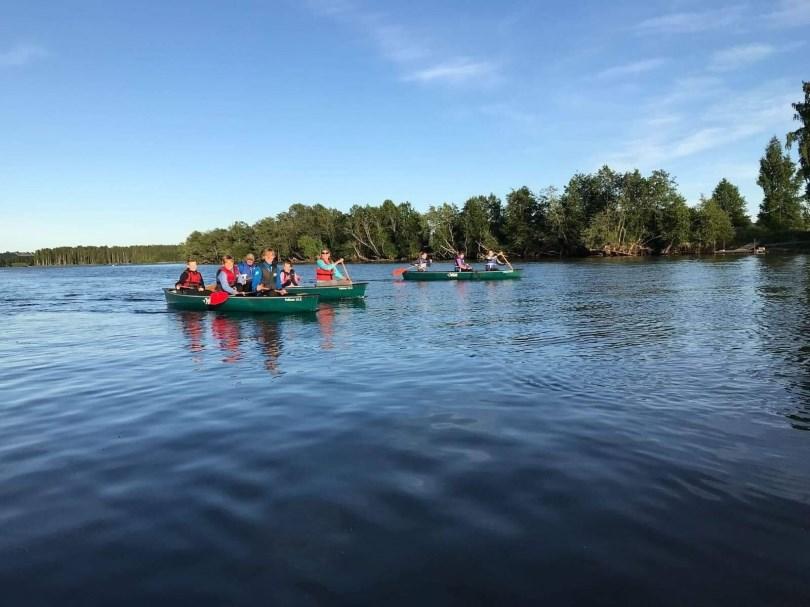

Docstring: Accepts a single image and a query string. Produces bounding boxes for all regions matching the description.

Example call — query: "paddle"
[340,261,353,283]
[498,251,514,271]
[208,290,229,305]
[392,265,415,276]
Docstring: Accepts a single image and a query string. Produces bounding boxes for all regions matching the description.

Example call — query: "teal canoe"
[401,269,522,281]
[163,289,319,313]
[286,281,368,300]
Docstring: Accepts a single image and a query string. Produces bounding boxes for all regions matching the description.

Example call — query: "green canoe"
[285,281,368,300]
[401,269,522,281]
[163,289,319,313]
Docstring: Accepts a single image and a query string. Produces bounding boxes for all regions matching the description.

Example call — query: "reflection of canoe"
[163,289,319,313]
[286,281,368,300]
[402,269,522,281]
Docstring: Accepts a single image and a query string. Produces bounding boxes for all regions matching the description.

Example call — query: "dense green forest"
[11,82,810,266]
[30,245,182,266]
[0,252,34,267]
[181,82,810,263]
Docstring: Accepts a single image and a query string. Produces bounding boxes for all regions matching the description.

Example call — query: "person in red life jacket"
[175,259,206,293]
[215,255,244,295]
[315,249,348,284]
[280,260,301,288]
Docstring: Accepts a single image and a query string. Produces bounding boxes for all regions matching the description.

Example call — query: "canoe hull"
[402,269,522,281]
[163,289,319,313]
[286,282,368,300]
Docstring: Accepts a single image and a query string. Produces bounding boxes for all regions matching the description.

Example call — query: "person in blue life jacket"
[454,250,473,272]
[236,253,256,292]
[315,249,349,284]
[175,259,206,293]
[484,250,506,271]
[280,260,301,288]
[414,251,432,271]
[252,248,286,295]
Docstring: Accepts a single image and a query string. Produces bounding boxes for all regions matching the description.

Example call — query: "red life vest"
[315,264,334,281]
[215,265,237,290]
[180,270,203,288]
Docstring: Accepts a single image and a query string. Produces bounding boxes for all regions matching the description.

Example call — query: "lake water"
[2,257,809,606]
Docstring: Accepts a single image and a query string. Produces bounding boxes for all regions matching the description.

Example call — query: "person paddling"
[252,248,286,296]
[454,250,473,272]
[414,251,432,271]
[175,259,206,293]
[315,249,349,284]
[484,250,506,271]
[280,260,301,288]
[216,255,243,295]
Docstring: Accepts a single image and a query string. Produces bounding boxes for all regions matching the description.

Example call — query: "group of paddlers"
[174,248,350,296]
[413,249,511,272]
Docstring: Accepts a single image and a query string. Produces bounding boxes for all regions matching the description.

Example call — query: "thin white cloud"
[0,44,47,68]
[709,43,775,71]
[404,59,497,85]
[635,5,745,34]
[302,1,497,86]
[597,58,666,79]
[766,0,810,27]
[605,80,797,169]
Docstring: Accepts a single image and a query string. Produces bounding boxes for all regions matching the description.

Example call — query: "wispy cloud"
[0,44,47,68]
[404,59,497,85]
[303,0,497,86]
[635,5,745,34]
[605,80,797,169]
[766,0,810,27]
[597,58,666,79]
[709,43,775,71]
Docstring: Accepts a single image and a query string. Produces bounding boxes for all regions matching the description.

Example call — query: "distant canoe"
[286,281,368,300]
[163,288,319,313]
[402,269,522,281]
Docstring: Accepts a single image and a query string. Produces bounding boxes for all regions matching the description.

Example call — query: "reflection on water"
[256,318,282,374]
[177,311,206,361]
[753,255,810,430]
[211,315,242,364]
[3,259,810,606]
[318,305,335,350]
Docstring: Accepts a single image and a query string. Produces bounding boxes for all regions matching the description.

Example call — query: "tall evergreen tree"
[786,81,810,201]
[757,136,804,230]
[711,178,750,228]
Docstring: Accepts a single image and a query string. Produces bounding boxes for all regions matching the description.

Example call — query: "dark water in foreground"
[2,257,810,606]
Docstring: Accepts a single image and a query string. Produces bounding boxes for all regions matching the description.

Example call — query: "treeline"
[183,81,810,262]
[182,167,803,262]
[32,245,182,266]
[0,252,33,267]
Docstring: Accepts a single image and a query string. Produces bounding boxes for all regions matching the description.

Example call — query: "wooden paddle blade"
[208,291,229,306]
[205,283,218,291]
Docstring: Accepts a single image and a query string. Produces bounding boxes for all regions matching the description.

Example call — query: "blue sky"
[1,0,808,250]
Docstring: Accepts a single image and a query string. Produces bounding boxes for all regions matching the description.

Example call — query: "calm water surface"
[2,257,810,605]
